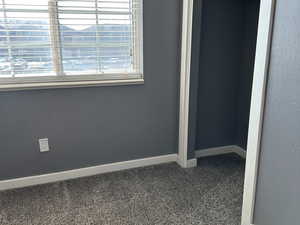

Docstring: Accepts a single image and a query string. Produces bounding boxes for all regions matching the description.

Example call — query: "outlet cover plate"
[39,138,50,152]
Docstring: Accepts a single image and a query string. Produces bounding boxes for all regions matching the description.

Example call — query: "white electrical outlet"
[39,138,50,152]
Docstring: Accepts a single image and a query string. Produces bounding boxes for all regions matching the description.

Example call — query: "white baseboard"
[176,158,186,168]
[195,145,247,159]
[186,158,197,168]
[233,146,247,158]
[176,157,197,168]
[0,154,178,191]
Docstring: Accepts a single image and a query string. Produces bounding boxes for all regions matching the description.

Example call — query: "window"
[0,0,143,89]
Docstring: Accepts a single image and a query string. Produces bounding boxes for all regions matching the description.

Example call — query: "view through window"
[0,0,142,82]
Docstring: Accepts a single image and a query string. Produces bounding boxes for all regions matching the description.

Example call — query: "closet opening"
[190,0,261,158]
[186,0,263,224]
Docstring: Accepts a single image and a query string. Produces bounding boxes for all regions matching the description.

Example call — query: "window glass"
[0,0,142,82]
[0,0,54,77]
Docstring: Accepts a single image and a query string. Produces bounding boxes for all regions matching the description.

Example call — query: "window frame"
[0,0,144,91]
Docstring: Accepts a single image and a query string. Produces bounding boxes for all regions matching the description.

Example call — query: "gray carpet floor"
[0,154,245,225]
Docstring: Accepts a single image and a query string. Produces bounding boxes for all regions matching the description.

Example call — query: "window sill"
[0,78,144,92]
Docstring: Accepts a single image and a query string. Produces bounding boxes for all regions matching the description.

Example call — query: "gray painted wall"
[195,0,244,150]
[254,1,300,224]
[190,0,259,152]
[188,0,202,159]
[0,0,182,180]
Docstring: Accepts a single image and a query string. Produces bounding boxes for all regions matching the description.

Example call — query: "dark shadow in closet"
[188,0,261,156]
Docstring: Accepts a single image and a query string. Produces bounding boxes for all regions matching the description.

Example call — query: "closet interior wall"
[189,0,260,155]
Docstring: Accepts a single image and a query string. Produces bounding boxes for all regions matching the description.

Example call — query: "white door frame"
[178,0,194,168]
[178,0,276,225]
[241,0,276,225]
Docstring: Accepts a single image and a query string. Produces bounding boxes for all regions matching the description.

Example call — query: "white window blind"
[0,0,143,85]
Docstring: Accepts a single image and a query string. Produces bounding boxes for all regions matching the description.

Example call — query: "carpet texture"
[0,154,245,225]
